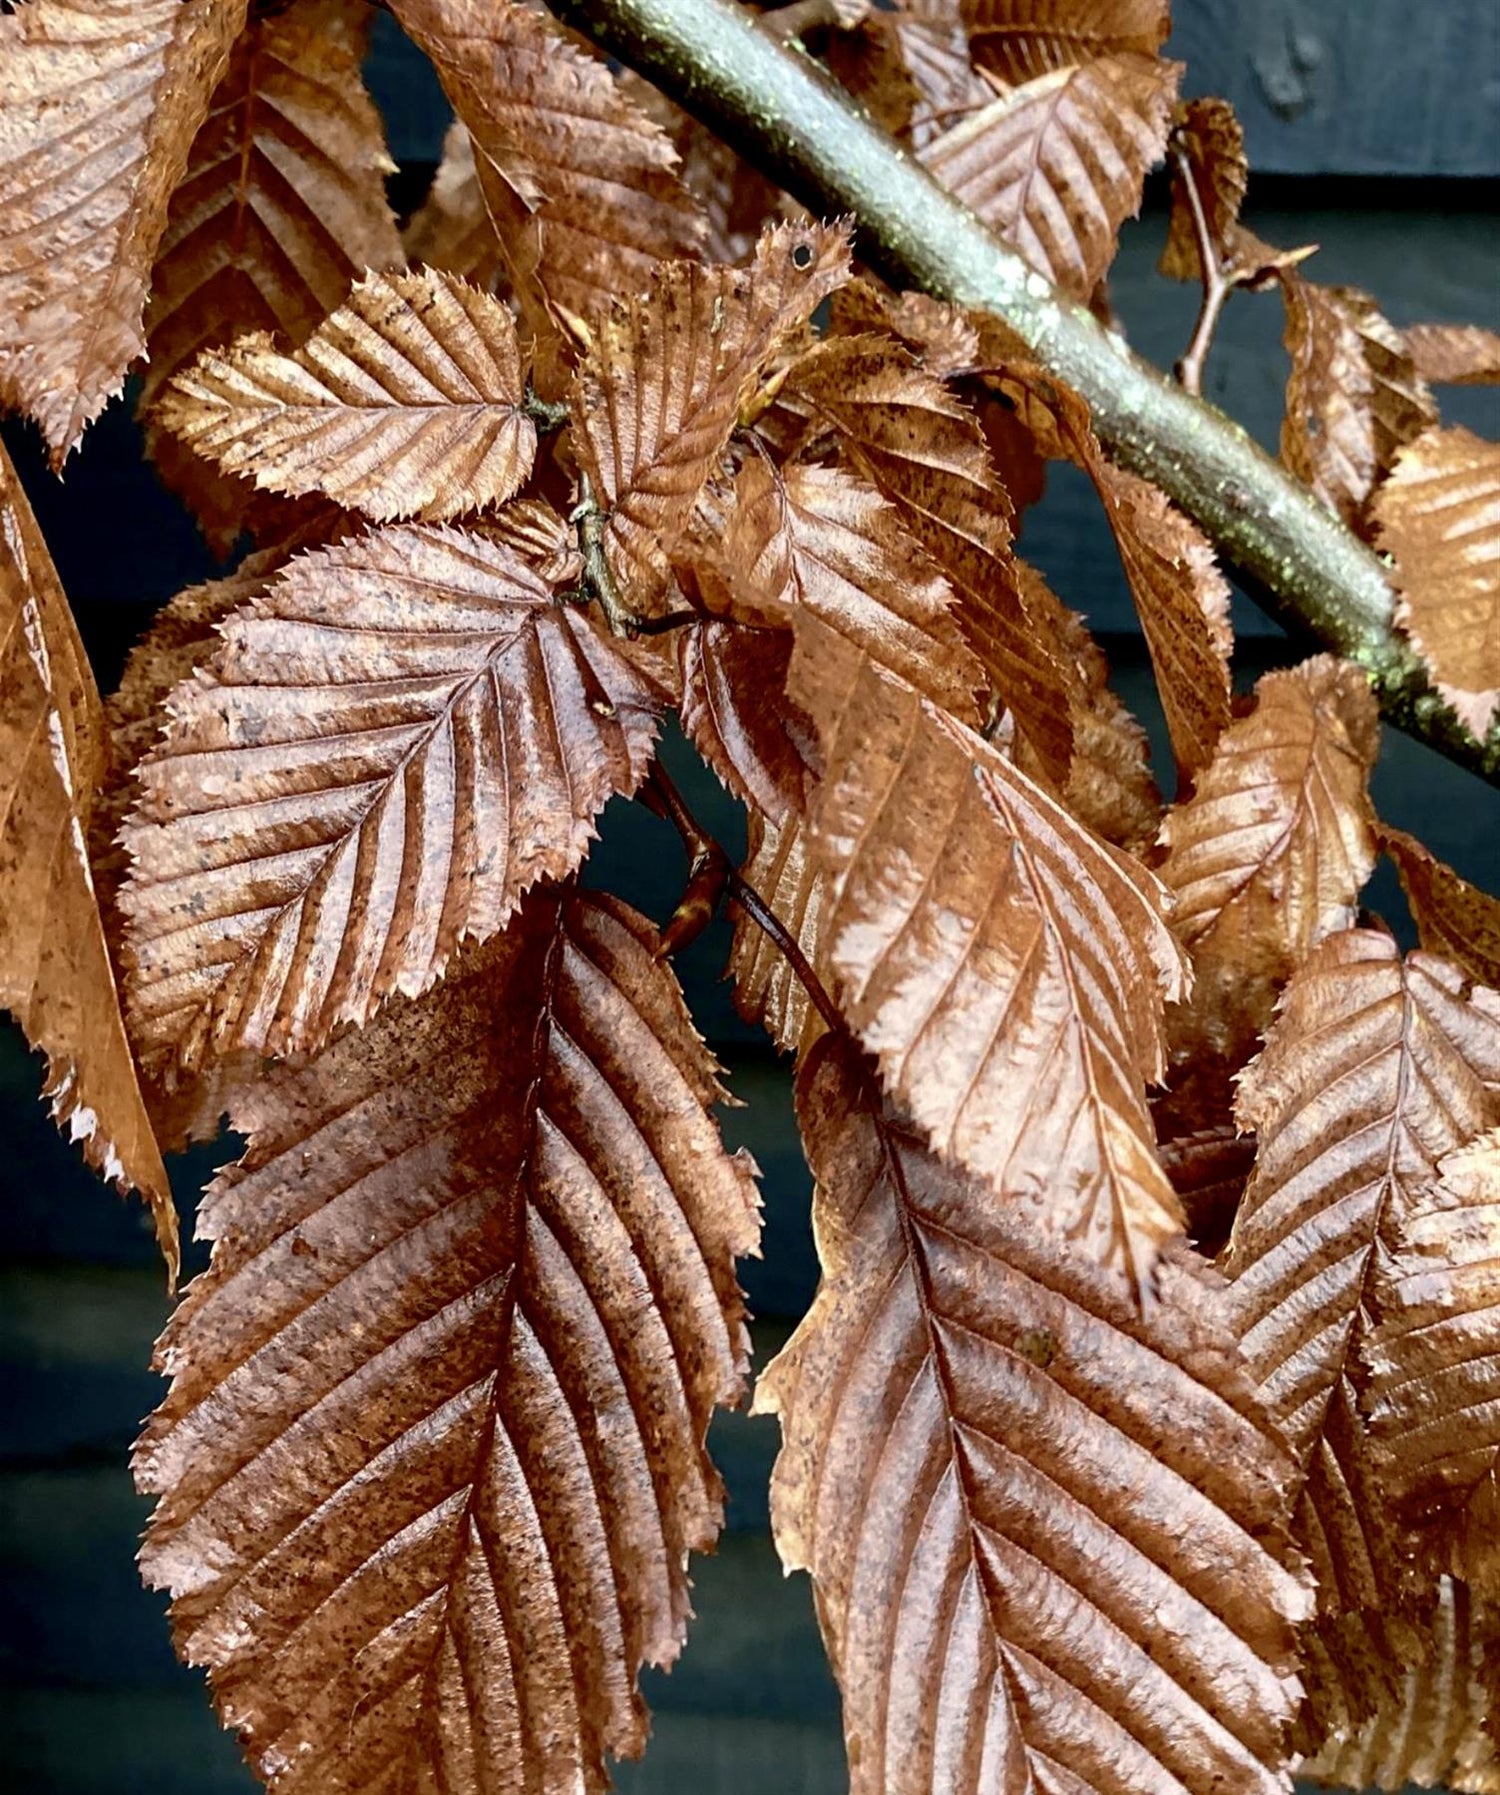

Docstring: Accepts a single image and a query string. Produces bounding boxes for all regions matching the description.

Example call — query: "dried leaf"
[830,9,991,151]
[800,652,1189,1292]
[961,0,1171,84]
[0,0,247,461]
[120,525,662,1072]
[827,279,984,381]
[756,1032,1309,1794]
[1299,1579,1500,1793]
[679,620,817,823]
[1159,96,1247,283]
[920,54,1179,301]
[570,221,852,614]
[731,813,828,1058]
[1379,823,1500,991]
[1280,276,1438,531]
[1093,465,1233,776]
[1378,425,1500,744]
[140,0,404,552]
[136,887,761,1793]
[403,121,501,287]
[1403,323,1500,389]
[159,269,537,523]
[1158,657,1380,1063]
[780,332,1074,780]
[0,441,174,1266]
[390,0,706,332]
[1367,1125,1500,1594]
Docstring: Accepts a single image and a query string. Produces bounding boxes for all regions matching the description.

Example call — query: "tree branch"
[543,0,1499,785]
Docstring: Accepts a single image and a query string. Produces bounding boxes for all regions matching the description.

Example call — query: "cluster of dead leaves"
[0,1,1498,1792]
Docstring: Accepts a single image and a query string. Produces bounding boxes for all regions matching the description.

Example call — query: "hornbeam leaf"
[961,0,1171,84]
[139,0,404,552]
[1377,425,1500,744]
[1403,323,1500,388]
[1366,1126,1500,1594]
[756,1034,1310,1795]
[730,814,829,1059]
[679,619,817,824]
[120,525,661,1073]
[1280,275,1438,532]
[1157,656,1379,1064]
[402,121,500,288]
[570,221,852,614]
[0,0,247,462]
[1159,97,1248,282]
[919,53,1179,301]
[798,653,1189,1294]
[0,442,175,1269]
[829,6,992,151]
[1222,932,1500,1645]
[135,887,761,1794]
[159,270,537,523]
[1379,823,1500,991]
[1298,1579,1500,1792]
[389,0,707,331]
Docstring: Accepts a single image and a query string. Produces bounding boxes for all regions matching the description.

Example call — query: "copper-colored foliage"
[1159,96,1248,282]
[779,331,1074,780]
[1300,1579,1500,1792]
[1093,464,1233,776]
[679,620,817,823]
[0,0,246,462]
[1280,275,1438,531]
[1377,424,1500,744]
[800,655,1189,1292]
[120,525,661,1073]
[1380,823,1500,990]
[140,0,403,551]
[961,0,1171,84]
[757,1033,1309,1794]
[1403,323,1500,388]
[570,221,852,614]
[1158,656,1380,1063]
[390,0,706,329]
[403,121,499,287]
[830,6,991,152]
[920,53,1179,301]
[0,442,174,1267]
[1366,1126,1500,1593]
[731,814,828,1058]
[159,270,537,522]
[136,887,760,1793]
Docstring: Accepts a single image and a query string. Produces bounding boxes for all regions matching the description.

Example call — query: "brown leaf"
[390,0,706,334]
[731,814,828,1058]
[1158,656,1380,1064]
[1377,425,1500,744]
[136,887,760,1793]
[756,1032,1310,1795]
[830,8,992,151]
[0,441,174,1267]
[1093,464,1233,776]
[140,0,404,552]
[1158,96,1247,283]
[402,121,501,287]
[120,524,662,1073]
[570,221,852,615]
[780,332,1074,780]
[920,53,1179,301]
[1366,1126,1500,1595]
[679,620,817,823]
[961,0,1171,84]
[1280,275,1438,531]
[1299,1579,1500,1793]
[0,0,246,462]
[158,269,537,523]
[1379,823,1500,991]
[799,653,1189,1292]
[827,278,984,381]
[1403,323,1500,389]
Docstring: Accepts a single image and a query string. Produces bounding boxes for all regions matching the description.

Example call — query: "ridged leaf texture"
[1158,656,1379,1063]
[1378,424,1500,744]
[570,221,852,613]
[1380,823,1500,991]
[159,269,537,523]
[1403,323,1500,388]
[1280,276,1438,532]
[0,440,175,1267]
[960,0,1171,83]
[798,651,1189,1295]
[139,0,403,549]
[1159,97,1248,282]
[731,814,829,1059]
[120,525,661,1072]
[135,887,761,1794]
[920,53,1178,301]
[390,0,706,330]
[0,0,246,461]
[757,1034,1310,1795]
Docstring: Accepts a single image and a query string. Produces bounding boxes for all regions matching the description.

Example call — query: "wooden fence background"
[1,4,1497,1789]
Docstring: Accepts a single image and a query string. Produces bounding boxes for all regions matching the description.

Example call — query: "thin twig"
[1170,141,1234,399]
[523,385,572,432]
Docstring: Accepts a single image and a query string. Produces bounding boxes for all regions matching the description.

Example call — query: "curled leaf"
[961,0,1171,84]
[1379,823,1500,991]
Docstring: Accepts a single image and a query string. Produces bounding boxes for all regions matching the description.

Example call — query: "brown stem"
[1170,141,1235,398]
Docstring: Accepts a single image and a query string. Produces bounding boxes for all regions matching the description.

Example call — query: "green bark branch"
[543,0,1500,786]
